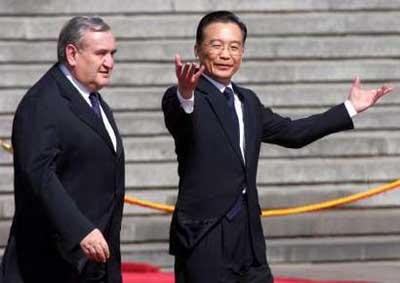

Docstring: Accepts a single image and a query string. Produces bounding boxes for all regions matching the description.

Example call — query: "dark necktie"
[89,92,102,119]
[223,87,245,222]
[223,87,240,146]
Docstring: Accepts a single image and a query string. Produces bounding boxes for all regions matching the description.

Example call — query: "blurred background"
[0,0,400,281]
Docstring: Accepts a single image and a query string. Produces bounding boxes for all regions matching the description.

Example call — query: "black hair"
[196,11,247,44]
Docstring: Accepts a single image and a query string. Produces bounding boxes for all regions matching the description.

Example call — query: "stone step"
[1,156,399,192]
[121,242,172,268]
[1,0,399,15]
[119,209,400,241]
[267,235,400,263]
[3,131,400,165]
[124,132,400,161]
[119,235,400,267]
[0,209,399,247]
[0,182,398,218]
[124,157,400,188]
[115,107,400,136]
[256,183,400,209]
[1,12,400,40]
[0,59,396,88]
[2,82,398,114]
[1,105,398,138]
[3,35,400,63]
[1,225,399,266]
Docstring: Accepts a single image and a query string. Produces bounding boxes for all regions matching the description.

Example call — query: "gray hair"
[57,16,111,64]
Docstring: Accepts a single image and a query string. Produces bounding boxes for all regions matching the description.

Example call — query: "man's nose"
[103,53,114,69]
[219,47,231,58]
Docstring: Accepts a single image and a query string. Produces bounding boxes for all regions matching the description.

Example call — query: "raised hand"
[80,228,110,263]
[175,54,205,99]
[348,76,393,113]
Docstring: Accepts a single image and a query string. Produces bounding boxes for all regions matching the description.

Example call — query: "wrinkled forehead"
[202,22,244,44]
[79,30,116,50]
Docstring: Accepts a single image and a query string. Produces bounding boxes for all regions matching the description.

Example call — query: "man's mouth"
[215,64,232,70]
[99,70,110,76]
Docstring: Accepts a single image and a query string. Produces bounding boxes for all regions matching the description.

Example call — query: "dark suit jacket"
[0,64,125,283]
[162,76,354,264]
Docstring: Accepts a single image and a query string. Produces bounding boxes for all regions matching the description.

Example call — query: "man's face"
[195,22,244,86]
[66,30,116,92]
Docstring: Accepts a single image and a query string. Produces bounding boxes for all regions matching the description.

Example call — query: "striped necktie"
[89,92,102,119]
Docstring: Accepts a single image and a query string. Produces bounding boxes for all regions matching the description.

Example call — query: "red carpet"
[122,263,372,283]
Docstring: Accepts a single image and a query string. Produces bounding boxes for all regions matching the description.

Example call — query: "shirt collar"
[202,73,233,94]
[59,64,92,99]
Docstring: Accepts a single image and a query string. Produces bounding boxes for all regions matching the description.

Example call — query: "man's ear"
[65,44,78,67]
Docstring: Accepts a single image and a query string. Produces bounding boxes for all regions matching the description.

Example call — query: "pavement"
[271,261,400,283]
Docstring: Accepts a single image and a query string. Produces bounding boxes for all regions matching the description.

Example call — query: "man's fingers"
[102,241,110,260]
[83,246,97,261]
[91,247,102,262]
[181,63,191,79]
[350,76,361,96]
[175,54,183,77]
[86,244,107,262]
[174,54,203,96]
[180,62,200,81]
[382,86,394,95]
[96,245,107,262]
[377,85,394,98]
[187,63,197,80]
[193,65,205,81]
[175,54,182,68]
[353,75,361,89]
[80,229,110,262]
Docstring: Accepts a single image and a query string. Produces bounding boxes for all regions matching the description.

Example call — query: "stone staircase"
[1,0,400,270]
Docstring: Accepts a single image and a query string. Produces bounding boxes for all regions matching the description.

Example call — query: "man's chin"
[96,79,111,89]
[209,73,233,85]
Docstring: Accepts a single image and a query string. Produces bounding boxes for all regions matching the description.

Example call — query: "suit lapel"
[198,77,244,165]
[100,97,124,158]
[50,64,116,154]
[233,84,256,169]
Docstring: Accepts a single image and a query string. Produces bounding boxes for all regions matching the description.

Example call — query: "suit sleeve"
[260,102,354,148]
[162,86,194,143]
[12,93,95,251]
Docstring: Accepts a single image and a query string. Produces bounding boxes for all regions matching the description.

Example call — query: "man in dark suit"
[162,11,392,283]
[0,16,124,283]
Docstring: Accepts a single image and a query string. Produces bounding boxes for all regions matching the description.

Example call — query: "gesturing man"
[162,11,392,283]
[1,16,125,283]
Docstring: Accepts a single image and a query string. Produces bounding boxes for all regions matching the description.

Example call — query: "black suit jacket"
[162,76,353,263]
[0,64,125,283]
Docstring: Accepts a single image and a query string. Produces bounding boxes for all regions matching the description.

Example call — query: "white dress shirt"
[59,64,117,152]
[177,74,358,160]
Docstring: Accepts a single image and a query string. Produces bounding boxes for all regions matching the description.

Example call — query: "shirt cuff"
[344,100,357,118]
[177,90,194,114]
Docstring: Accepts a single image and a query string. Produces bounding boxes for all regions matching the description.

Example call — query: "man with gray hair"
[0,16,124,283]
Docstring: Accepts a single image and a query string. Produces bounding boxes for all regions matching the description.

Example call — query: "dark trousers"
[70,261,107,283]
[174,198,274,283]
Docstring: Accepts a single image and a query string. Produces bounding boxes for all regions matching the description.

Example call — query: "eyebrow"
[95,48,117,54]
[208,39,242,44]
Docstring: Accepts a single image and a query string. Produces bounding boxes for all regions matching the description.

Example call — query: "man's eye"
[211,44,222,49]
[95,50,109,56]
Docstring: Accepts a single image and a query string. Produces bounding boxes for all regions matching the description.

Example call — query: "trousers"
[174,197,274,283]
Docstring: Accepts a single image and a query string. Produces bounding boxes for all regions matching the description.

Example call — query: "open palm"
[349,76,393,113]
